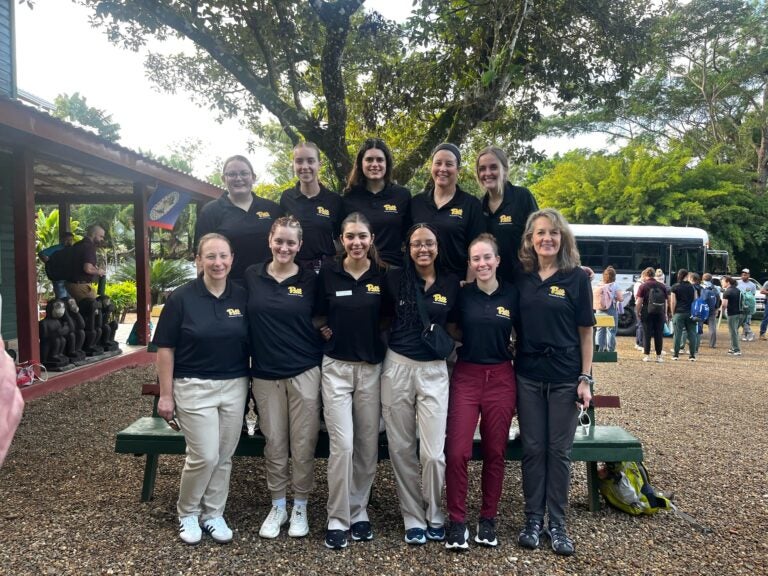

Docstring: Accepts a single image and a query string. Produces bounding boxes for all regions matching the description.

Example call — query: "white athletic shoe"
[202,516,233,544]
[259,505,288,539]
[178,515,202,545]
[288,503,310,537]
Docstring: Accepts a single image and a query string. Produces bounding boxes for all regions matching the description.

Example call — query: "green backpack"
[599,461,672,515]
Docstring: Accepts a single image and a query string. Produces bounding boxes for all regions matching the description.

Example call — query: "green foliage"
[81,0,658,184]
[528,143,768,263]
[35,208,81,254]
[105,280,137,322]
[53,92,121,142]
[113,258,194,305]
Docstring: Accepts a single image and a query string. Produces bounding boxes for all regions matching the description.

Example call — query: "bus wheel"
[617,306,638,336]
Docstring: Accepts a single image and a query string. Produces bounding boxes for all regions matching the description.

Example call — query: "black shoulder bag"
[413,278,455,360]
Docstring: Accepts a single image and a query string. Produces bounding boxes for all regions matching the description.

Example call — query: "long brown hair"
[337,212,387,269]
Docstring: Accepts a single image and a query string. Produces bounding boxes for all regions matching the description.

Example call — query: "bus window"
[633,242,664,272]
[670,246,704,274]
[607,241,633,271]
[577,239,605,270]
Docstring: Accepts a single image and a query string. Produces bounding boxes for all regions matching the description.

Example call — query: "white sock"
[272,498,286,510]
[293,498,307,507]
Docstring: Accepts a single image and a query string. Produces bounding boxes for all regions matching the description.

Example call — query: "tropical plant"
[104,280,137,322]
[113,258,194,305]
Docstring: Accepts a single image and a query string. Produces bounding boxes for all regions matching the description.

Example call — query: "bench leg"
[141,454,159,502]
[586,461,601,512]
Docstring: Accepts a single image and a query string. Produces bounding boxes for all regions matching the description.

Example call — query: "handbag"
[413,277,454,360]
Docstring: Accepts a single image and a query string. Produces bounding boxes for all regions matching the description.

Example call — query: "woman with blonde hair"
[593,266,621,352]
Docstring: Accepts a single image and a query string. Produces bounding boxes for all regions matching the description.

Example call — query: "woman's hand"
[319,325,333,341]
[577,379,592,408]
[157,395,175,422]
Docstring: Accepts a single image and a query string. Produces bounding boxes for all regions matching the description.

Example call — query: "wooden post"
[58,202,70,241]
[12,147,39,364]
[134,183,151,346]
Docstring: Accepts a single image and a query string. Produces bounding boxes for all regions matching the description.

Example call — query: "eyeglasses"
[409,241,437,249]
[577,405,591,435]
[224,171,252,179]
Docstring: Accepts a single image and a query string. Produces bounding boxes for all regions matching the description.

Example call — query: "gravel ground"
[1,331,767,575]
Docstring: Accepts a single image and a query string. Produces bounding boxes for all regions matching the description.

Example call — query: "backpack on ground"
[646,284,666,315]
[690,296,710,322]
[593,283,613,311]
[598,461,672,515]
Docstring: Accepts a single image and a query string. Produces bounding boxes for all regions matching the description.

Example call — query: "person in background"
[632,275,645,352]
[280,142,343,273]
[342,139,411,267]
[65,224,105,302]
[0,337,24,468]
[39,232,75,299]
[701,273,720,349]
[195,155,283,281]
[680,272,703,356]
[315,212,389,550]
[669,268,698,361]
[759,279,768,340]
[593,266,621,353]
[721,275,743,356]
[381,223,459,546]
[736,268,756,342]
[475,146,538,282]
[245,217,323,540]
[635,267,668,363]
[411,143,485,279]
[153,233,250,545]
[514,208,594,557]
[444,233,517,551]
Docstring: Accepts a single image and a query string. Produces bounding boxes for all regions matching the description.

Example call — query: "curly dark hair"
[393,223,442,331]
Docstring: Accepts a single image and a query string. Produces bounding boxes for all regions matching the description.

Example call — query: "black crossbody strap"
[413,276,432,330]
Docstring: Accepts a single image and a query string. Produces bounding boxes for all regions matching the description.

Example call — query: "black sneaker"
[474,517,498,547]
[404,527,426,545]
[350,521,373,542]
[548,524,575,556]
[426,525,445,541]
[445,521,469,551]
[517,518,543,549]
[324,529,348,550]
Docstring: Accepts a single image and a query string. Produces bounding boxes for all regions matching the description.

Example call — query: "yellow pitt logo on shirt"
[383,204,398,213]
[226,308,243,317]
[496,306,510,319]
[288,286,303,297]
[499,215,512,224]
[317,206,330,217]
[549,286,566,299]
[450,207,463,218]
[433,294,448,305]
[366,283,381,295]
[256,211,271,219]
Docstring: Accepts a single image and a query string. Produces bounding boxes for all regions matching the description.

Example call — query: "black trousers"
[642,314,665,356]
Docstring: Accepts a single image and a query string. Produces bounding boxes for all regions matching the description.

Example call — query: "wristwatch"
[577,373,593,386]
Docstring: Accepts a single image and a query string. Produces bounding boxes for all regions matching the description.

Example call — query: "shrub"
[105,281,137,322]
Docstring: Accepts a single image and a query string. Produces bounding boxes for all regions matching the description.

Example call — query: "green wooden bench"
[116,381,643,511]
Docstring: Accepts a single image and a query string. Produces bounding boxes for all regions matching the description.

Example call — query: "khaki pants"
[321,355,381,531]
[381,349,448,530]
[65,282,96,301]
[252,367,321,501]
[174,376,248,520]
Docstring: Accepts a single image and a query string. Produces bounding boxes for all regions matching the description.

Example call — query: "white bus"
[571,224,729,335]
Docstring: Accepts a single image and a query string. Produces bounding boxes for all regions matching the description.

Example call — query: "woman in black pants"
[635,266,668,363]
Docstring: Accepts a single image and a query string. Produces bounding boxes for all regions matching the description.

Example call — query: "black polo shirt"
[195,193,283,280]
[280,184,343,264]
[384,268,460,361]
[315,260,388,364]
[152,277,249,379]
[513,267,595,383]
[244,263,323,380]
[342,184,412,266]
[671,281,696,314]
[410,186,486,278]
[450,280,517,364]
[483,182,539,283]
[69,237,98,282]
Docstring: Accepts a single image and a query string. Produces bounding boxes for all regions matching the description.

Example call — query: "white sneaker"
[288,503,309,537]
[642,355,650,362]
[634,344,643,351]
[178,515,202,545]
[202,516,233,544]
[656,355,663,363]
[259,505,288,539]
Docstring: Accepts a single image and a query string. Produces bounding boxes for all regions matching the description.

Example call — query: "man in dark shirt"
[669,268,697,361]
[65,225,105,302]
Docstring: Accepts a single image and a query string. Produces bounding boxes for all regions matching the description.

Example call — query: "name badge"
[335,290,353,297]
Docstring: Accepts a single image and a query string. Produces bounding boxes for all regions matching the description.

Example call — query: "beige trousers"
[321,355,381,531]
[173,376,248,520]
[65,282,95,301]
[381,349,449,530]
[252,366,322,500]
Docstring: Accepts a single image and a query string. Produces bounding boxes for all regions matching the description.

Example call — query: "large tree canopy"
[80,0,657,184]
